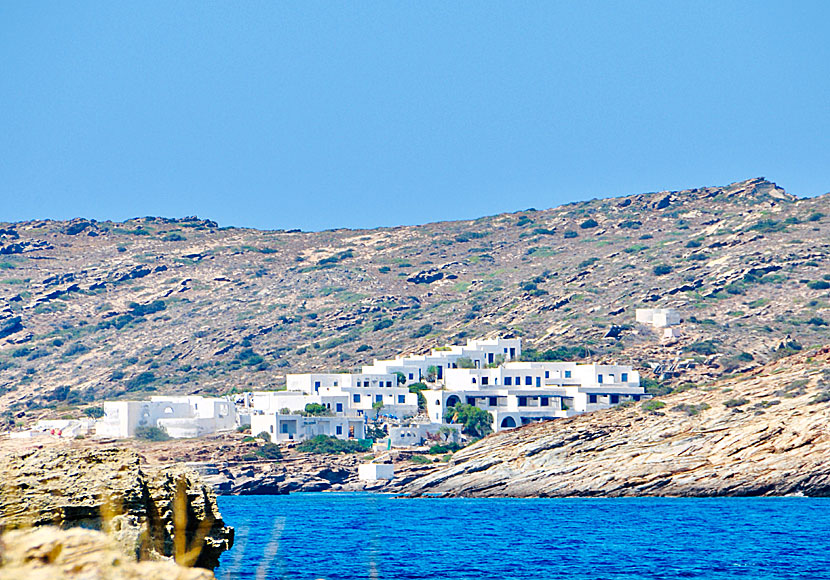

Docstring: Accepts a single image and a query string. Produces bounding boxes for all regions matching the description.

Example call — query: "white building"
[386,422,461,448]
[361,337,522,382]
[95,396,236,439]
[424,361,644,432]
[636,308,682,328]
[251,412,365,442]
[267,374,419,419]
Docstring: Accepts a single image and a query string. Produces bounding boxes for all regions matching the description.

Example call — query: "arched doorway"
[500,416,517,429]
[446,395,461,408]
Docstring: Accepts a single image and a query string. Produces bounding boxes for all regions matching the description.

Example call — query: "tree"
[257,431,272,442]
[303,403,331,416]
[443,404,493,438]
[372,400,384,419]
[395,371,406,386]
[83,406,105,419]
[408,382,428,411]
[426,365,438,382]
[456,357,475,369]
[134,425,170,441]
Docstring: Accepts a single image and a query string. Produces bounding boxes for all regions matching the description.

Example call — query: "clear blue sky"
[1,2,828,231]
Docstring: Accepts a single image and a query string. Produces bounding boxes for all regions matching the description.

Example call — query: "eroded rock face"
[0,527,216,580]
[0,447,233,570]
[403,347,830,498]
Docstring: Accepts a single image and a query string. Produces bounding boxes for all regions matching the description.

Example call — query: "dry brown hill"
[1,177,828,426]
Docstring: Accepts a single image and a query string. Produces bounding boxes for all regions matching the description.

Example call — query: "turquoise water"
[216,493,830,579]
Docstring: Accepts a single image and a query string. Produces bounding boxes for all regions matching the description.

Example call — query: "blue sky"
[1,2,828,231]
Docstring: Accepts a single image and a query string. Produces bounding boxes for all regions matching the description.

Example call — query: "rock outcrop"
[0,527,215,579]
[0,447,233,570]
[403,347,830,497]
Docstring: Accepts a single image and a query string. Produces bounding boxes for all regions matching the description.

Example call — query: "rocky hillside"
[402,346,830,497]
[0,447,233,569]
[1,177,829,425]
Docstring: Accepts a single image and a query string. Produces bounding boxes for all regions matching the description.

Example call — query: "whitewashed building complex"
[242,336,645,443]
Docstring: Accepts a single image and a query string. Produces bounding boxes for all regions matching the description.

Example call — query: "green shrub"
[428,442,463,454]
[749,219,787,233]
[444,404,493,438]
[807,212,823,222]
[256,442,282,460]
[642,400,666,412]
[410,455,433,464]
[685,239,702,248]
[580,218,599,229]
[563,230,578,239]
[162,233,186,242]
[296,435,370,454]
[236,423,251,433]
[653,264,672,276]
[83,407,105,419]
[670,403,710,416]
[125,371,156,392]
[807,280,830,290]
[303,403,332,416]
[807,317,827,326]
[412,323,433,338]
[724,398,749,408]
[578,257,599,269]
[373,319,393,331]
[134,425,170,441]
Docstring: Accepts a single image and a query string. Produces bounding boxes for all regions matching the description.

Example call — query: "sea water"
[216,493,830,580]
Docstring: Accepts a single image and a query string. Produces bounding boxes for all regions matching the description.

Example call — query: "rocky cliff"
[0,527,216,579]
[0,447,233,570]
[402,346,830,497]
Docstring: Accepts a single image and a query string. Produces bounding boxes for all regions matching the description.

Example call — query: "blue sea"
[216,493,830,580]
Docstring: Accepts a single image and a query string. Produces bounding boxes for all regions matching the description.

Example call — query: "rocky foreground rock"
[0,447,233,570]
[0,527,216,579]
[403,346,830,497]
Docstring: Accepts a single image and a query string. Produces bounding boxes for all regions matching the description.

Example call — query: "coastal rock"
[0,527,215,580]
[0,447,233,570]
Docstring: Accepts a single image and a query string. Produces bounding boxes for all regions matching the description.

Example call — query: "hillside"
[1,177,829,426]
[402,345,830,497]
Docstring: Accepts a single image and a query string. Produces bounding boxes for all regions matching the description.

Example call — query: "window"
[353,394,361,403]
[610,395,619,404]
[540,397,549,407]
[518,396,527,407]
[409,373,414,380]
[564,370,572,378]
[589,394,597,404]
[597,374,603,384]
[376,394,383,402]
[536,377,541,388]
[386,381,392,387]
[333,381,338,387]
[472,377,477,384]
[336,425,342,435]
[621,373,628,382]
[525,376,532,386]
[504,376,512,386]
[481,376,489,385]
[489,397,497,407]
[545,371,549,379]
[314,381,321,390]
[270,424,274,433]
[336,403,343,413]
[398,395,405,404]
